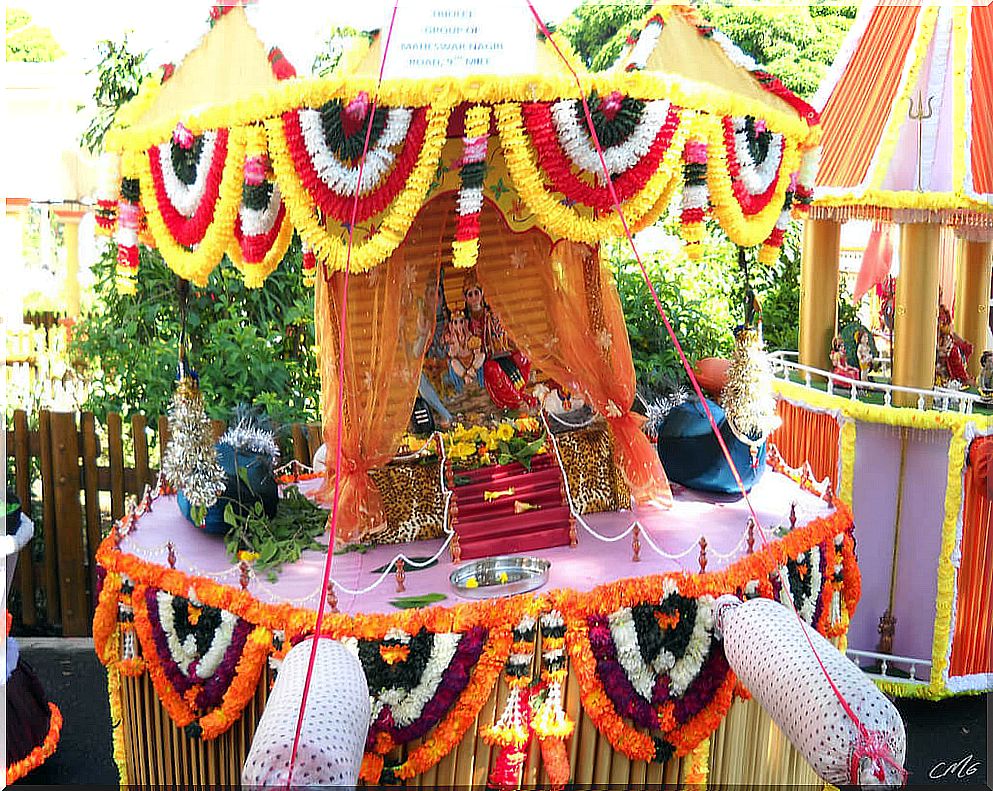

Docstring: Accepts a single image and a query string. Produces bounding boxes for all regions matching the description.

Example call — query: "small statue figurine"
[830,335,860,383]
[935,305,974,387]
[856,331,874,381]
[444,313,484,393]
[977,351,993,401]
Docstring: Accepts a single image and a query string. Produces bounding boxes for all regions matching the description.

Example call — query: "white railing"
[845,647,931,686]
[767,351,983,414]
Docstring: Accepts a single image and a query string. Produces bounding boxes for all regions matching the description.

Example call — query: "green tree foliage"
[72,243,319,425]
[74,36,318,425]
[80,36,149,155]
[696,2,857,98]
[557,2,651,71]
[6,8,64,62]
[311,26,366,77]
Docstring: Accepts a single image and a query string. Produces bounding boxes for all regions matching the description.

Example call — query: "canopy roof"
[812,2,992,225]
[104,2,820,288]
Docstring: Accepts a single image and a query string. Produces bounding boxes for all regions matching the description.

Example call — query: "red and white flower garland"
[147,127,230,249]
[722,116,785,216]
[452,104,491,268]
[623,13,665,71]
[520,100,682,212]
[549,98,671,179]
[680,138,709,259]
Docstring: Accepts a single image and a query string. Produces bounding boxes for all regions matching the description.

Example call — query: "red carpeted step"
[456,521,573,560]
[454,469,563,503]
[454,506,572,540]
[455,487,564,520]
[453,453,556,485]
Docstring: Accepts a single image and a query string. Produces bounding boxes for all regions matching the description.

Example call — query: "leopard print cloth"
[368,460,445,544]
[555,423,631,514]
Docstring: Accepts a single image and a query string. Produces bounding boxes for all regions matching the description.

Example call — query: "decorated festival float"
[769,0,993,700]
[88,2,910,788]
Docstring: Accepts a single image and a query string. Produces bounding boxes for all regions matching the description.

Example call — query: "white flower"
[156,132,219,218]
[550,98,671,179]
[298,107,412,197]
[377,632,461,727]
[608,607,658,700]
[239,183,284,238]
[456,186,484,217]
[732,118,784,197]
[622,19,664,71]
[669,595,714,696]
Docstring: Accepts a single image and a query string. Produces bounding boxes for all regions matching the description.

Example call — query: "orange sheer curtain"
[949,436,993,676]
[474,201,671,506]
[769,401,841,485]
[315,231,441,544]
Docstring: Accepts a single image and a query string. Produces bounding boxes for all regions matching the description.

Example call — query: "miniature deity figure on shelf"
[977,352,993,400]
[444,312,485,393]
[462,273,536,409]
[935,304,974,387]
[856,331,874,380]
[830,335,860,382]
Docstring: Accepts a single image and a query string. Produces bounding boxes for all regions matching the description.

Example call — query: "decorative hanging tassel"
[531,610,574,790]
[792,147,819,219]
[115,167,142,295]
[161,375,225,517]
[721,326,781,446]
[483,614,536,790]
[302,242,317,288]
[680,138,709,260]
[451,105,491,269]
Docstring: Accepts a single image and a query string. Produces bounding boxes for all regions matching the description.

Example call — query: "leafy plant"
[222,484,328,581]
[390,593,447,610]
[496,433,548,472]
[80,36,149,155]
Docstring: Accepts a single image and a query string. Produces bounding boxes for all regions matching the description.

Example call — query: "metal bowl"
[449,556,550,599]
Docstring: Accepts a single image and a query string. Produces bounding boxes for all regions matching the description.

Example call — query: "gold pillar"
[893,223,941,406]
[799,218,841,370]
[54,206,86,318]
[953,237,993,379]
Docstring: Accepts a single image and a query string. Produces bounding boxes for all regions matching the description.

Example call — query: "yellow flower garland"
[682,736,710,788]
[839,419,856,508]
[451,104,493,270]
[950,6,969,196]
[266,102,452,273]
[227,212,295,288]
[107,68,814,157]
[136,127,247,286]
[494,101,690,244]
[704,113,804,248]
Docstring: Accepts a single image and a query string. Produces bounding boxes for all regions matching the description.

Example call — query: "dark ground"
[9,640,990,788]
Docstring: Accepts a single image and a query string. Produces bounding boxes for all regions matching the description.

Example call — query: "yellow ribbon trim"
[137,127,247,286]
[951,7,969,195]
[265,103,452,273]
[813,188,993,213]
[494,101,690,244]
[839,419,856,508]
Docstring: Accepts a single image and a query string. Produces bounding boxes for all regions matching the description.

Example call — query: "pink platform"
[118,470,832,617]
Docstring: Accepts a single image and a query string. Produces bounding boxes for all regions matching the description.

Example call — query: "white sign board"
[383,2,537,78]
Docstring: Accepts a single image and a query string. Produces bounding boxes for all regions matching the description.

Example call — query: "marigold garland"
[93,569,122,664]
[266,102,451,273]
[137,127,247,286]
[197,624,272,739]
[5,703,62,784]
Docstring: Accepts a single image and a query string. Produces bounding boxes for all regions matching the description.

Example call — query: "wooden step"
[454,470,563,504]
[456,522,573,561]
[454,505,572,540]
[455,488,564,520]
[453,453,556,485]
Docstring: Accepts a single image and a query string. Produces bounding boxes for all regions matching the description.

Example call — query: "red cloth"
[854,222,895,302]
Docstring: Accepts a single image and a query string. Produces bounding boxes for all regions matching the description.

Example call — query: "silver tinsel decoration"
[220,417,280,465]
[644,386,690,437]
[161,378,226,508]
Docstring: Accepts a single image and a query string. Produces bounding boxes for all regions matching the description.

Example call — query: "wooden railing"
[5,408,322,637]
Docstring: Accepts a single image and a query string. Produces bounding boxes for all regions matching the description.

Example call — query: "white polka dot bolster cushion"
[242,638,370,788]
[716,595,906,786]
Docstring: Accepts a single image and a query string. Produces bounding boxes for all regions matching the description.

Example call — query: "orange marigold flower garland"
[533,610,574,790]
[5,703,62,784]
[196,624,272,739]
[93,570,122,664]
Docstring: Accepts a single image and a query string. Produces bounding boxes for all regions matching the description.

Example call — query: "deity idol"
[856,331,874,380]
[977,351,993,399]
[829,335,860,383]
[462,274,536,409]
[444,313,484,392]
[935,304,974,386]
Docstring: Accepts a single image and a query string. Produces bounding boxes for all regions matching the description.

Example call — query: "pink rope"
[526,5,905,785]
[284,5,401,787]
